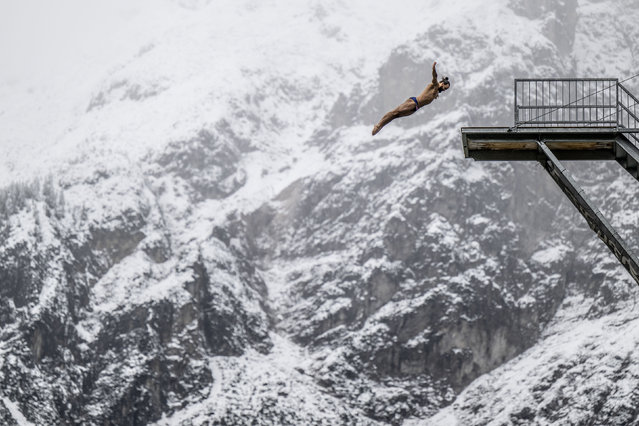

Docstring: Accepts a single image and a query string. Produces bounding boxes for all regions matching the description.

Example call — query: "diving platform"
[462,127,623,161]
[461,78,639,285]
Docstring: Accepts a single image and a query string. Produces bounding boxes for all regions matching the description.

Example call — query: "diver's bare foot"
[372,124,381,135]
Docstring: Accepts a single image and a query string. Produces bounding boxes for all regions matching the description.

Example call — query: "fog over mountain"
[1,0,639,424]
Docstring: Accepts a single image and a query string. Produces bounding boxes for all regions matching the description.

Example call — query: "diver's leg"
[372,110,397,135]
[372,100,416,135]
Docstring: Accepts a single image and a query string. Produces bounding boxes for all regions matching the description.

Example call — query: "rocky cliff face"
[1,0,639,424]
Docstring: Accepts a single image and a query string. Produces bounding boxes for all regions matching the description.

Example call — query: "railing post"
[616,79,620,131]
[514,79,518,127]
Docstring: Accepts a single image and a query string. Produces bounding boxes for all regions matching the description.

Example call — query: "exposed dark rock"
[150,129,247,201]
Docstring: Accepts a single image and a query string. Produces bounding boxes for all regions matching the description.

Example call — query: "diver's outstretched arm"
[432,61,438,85]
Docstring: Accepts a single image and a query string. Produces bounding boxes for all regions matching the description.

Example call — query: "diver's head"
[439,76,450,92]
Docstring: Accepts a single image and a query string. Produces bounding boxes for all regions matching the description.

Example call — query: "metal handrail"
[513,78,639,144]
[516,78,618,82]
[619,83,639,105]
[519,105,617,109]
[619,103,639,121]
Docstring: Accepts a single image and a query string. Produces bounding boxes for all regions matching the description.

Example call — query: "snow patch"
[531,243,570,264]
[2,397,35,426]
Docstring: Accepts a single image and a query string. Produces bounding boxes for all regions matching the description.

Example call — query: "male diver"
[372,61,450,136]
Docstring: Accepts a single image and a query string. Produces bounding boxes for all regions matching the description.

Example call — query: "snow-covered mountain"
[1,0,639,424]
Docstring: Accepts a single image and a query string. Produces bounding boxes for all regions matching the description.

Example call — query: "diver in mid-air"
[372,61,450,136]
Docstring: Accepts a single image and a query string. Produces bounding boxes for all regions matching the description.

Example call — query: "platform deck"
[461,127,629,161]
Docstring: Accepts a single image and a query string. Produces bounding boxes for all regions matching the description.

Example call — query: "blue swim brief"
[410,97,419,110]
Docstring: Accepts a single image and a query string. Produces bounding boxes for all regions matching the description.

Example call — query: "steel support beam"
[537,141,639,285]
[615,137,639,181]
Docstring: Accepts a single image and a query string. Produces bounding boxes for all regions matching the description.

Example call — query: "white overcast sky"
[0,0,176,87]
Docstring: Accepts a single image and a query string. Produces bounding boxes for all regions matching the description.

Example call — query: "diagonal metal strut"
[537,140,639,285]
